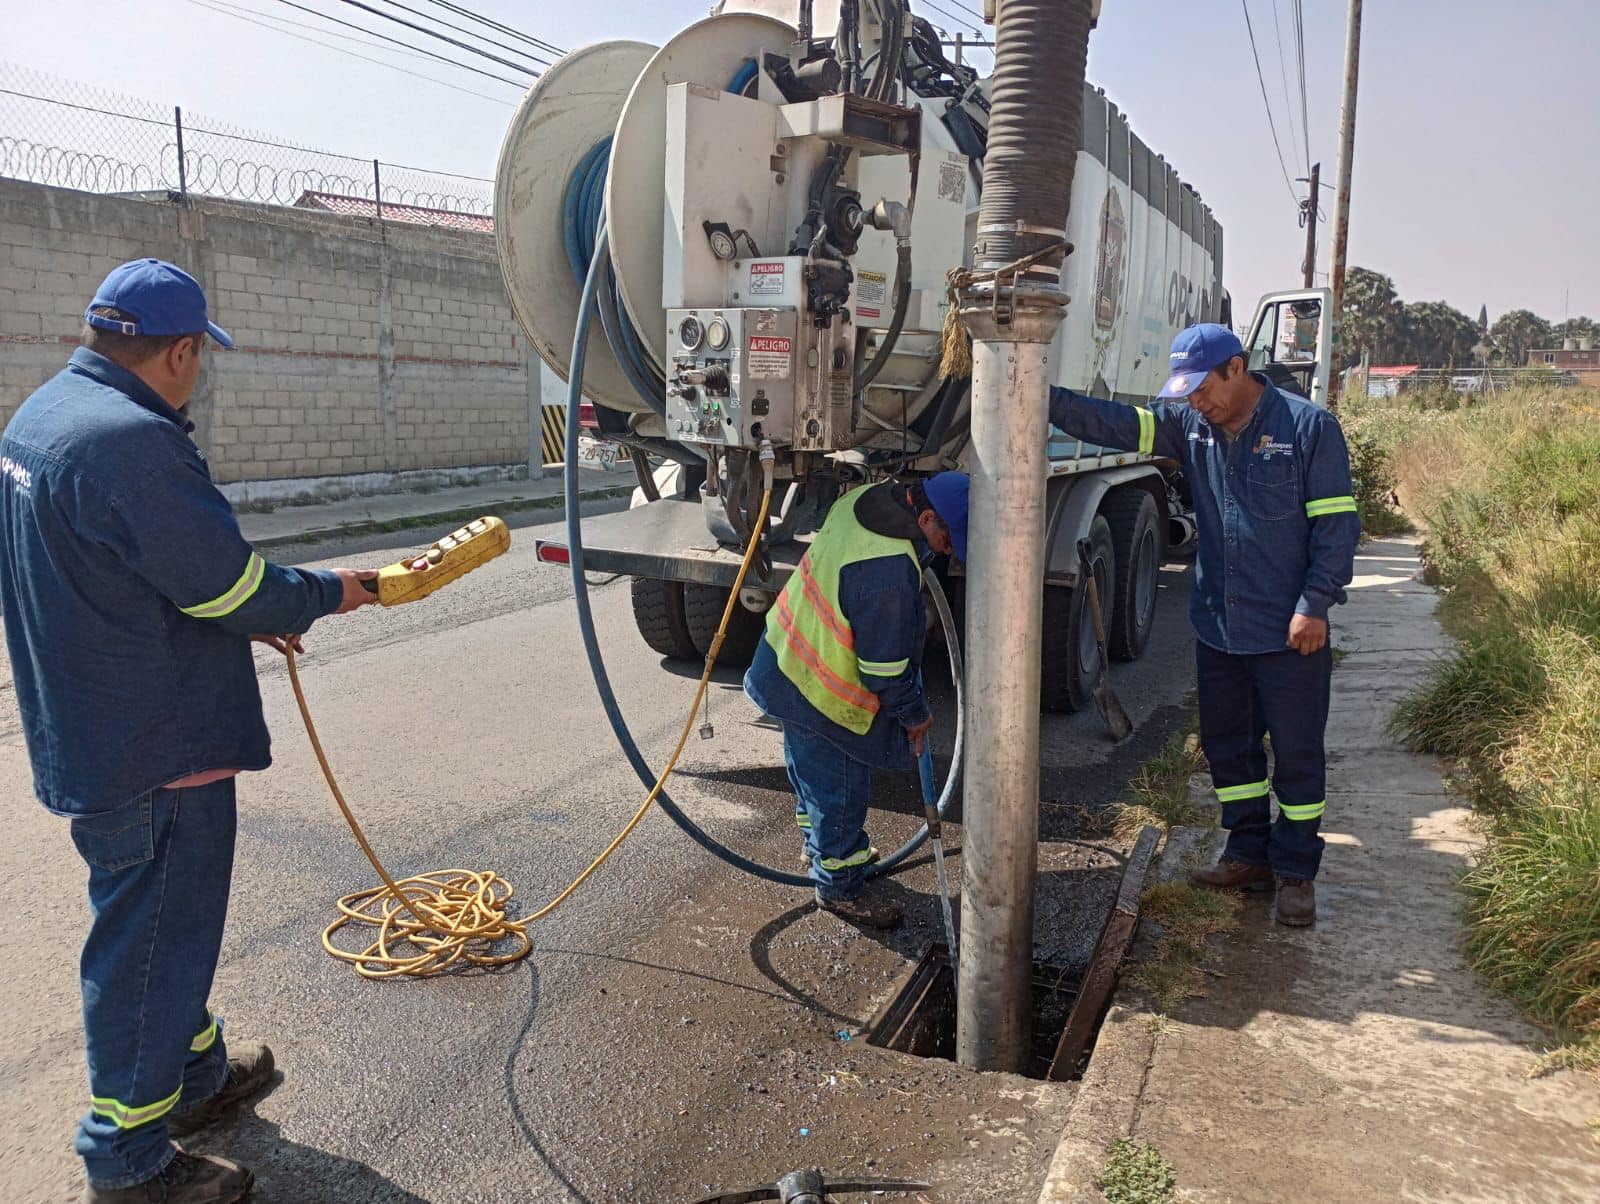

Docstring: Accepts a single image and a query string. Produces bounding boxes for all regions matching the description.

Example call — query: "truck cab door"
[1244,287,1334,406]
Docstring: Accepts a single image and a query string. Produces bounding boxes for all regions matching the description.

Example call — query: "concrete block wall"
[0,176,542,485]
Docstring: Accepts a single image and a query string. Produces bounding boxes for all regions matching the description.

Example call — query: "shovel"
[1077,537,1134,743]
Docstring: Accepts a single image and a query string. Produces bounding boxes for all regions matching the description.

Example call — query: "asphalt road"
[0,499,1196,1203]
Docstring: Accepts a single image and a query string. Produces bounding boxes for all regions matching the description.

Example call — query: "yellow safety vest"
[767,485,921,735]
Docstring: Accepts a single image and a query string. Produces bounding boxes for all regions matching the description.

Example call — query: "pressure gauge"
[705,316,730,351]
[678,315,704,351]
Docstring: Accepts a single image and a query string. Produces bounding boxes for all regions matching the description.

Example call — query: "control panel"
[665,307,798,448]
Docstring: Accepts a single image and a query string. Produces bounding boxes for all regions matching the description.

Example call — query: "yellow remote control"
[363,516,511,606]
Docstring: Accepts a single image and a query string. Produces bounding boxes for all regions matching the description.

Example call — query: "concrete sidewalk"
[1041,536,1600,1203]
[236,469,634,548]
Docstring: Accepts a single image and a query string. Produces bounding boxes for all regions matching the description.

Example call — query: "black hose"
[564,226,963,889]
[854,241,914,391]
[972,0,1091,277]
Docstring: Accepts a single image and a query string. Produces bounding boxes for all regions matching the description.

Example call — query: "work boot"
[167,1044,276,1138]
[1275,877,1317,927]
[816,887,903,929]
[84,1151,253,1203]
[799,845,879,875]
[1189,857,1274,892]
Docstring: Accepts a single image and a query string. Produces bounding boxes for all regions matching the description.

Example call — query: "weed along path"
[1041,535,1600,1204]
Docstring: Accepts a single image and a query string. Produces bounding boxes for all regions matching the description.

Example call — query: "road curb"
[1037,824,1222,1203]
[248,484,635,550]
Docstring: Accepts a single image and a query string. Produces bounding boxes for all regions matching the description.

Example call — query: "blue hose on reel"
[559,78,964,889]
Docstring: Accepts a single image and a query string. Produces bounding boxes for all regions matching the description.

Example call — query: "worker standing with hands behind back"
[0,260,379,1203]
[745,473,969,930]
[1048,324,1359,927]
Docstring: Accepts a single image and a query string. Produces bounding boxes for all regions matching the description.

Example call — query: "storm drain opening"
[865,825,1161,1081]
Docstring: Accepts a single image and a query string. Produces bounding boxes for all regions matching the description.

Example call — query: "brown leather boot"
[84,1152,253,1203]
[1275,877,1316,926]
[168,1044,275,1138]
[1189,857,1273,891]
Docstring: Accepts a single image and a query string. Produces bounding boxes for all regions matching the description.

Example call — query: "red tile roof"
[293,191,493,233]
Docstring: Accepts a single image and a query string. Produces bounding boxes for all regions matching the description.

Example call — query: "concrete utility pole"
[1300,161,1320,289]
[1328,0,1363,369]
[955,0,1095,1072]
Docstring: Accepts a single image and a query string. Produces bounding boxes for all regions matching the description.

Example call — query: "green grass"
[1111,726,1211,841]
[1128,879,1240,1014]
[1366,387,1600,1051]
[1098,1138,1177,1204]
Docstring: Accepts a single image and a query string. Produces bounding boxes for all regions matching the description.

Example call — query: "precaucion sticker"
[855,270,886,320]
[747,335,792,379]
[749,261,786,297]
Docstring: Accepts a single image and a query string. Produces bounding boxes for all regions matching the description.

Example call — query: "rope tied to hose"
[937,239,1073,379]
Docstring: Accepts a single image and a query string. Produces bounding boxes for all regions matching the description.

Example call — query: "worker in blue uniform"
[1047,324,1360,926]
[0,260,379,1202]
[744,473,969,929]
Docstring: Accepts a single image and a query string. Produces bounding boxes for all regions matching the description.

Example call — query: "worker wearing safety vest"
[744,473,969,929]
[1048,324,1360,927]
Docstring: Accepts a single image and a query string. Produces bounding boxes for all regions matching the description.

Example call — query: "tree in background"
[1400,301,1480,367]
[1489,309,1554,366]
[1551,316,1598,346]
[1338,267,1406,368]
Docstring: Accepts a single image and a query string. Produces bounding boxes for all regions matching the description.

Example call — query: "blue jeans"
[70,781,237,1189]
[1197,641,1331,880]
[783,724,875,902]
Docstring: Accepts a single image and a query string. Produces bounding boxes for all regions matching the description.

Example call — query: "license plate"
[576,435,618,470]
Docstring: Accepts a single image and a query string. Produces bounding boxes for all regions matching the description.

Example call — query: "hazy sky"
[4,0,1596,324]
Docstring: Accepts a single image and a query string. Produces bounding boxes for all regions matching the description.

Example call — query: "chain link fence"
[0,62,493,216]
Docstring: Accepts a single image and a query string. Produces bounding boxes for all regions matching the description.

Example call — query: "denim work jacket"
[0,348,344,815]
[1047,377,1361,655]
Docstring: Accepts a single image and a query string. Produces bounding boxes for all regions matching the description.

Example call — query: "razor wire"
[0,63,492,216]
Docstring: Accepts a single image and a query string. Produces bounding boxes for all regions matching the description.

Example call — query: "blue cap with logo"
[85,259,234,349]
[923,471,969,564]
[1158,323,1242,399]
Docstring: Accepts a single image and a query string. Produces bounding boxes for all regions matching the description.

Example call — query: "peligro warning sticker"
[749,261,785,296]
[747,335,792,380]
[856,270,886,320]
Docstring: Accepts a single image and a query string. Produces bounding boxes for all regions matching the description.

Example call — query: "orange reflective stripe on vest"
[774,593,880,714]
[797,556,855,650]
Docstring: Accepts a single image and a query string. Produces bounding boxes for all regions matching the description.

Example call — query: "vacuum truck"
[502,0,1331,710]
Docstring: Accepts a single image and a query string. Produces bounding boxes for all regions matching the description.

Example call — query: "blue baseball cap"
[923,471,969,564]
[85,259,234,349]
[1158,323,1241,398]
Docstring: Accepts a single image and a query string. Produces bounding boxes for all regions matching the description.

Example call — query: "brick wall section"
[0,177,542,483]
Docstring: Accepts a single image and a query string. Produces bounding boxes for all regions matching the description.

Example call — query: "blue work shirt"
[0,348,344,816]
[1047,376,1360,655]
[745,484,932,770]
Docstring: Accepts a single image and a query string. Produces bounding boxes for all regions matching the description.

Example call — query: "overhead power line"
[1240,0,1300,204]
[189,0,515,104]
[1269,0,1303,171]
[365,0,554,69]
[332,0,541,76]
[920,0,986,37]
[1293,0,1311,176]
[414,0,565,59]
[273,0,529,87]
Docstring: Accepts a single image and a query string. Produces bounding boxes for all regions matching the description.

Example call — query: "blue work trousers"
[70,780,237,1189]
[783,724,875,902]
[1196,641,1331,881]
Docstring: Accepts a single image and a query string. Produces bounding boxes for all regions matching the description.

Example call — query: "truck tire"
[629,577,698,661]
[1103,487,1162,661]
[1040,515,1114,713]
[684,583,765,668]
